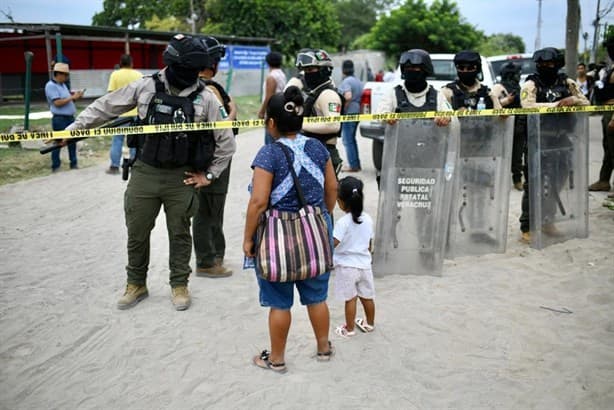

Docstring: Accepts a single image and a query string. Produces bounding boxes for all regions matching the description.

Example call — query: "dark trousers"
[51,115,77,170]
[511,116,527,184]
[124,161,198,287]
[192,162,231,268]
[598,113,614,183]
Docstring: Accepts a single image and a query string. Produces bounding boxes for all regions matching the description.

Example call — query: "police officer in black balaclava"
[442,50,501,110]
[493,62,526,190]
[64,34,236,310]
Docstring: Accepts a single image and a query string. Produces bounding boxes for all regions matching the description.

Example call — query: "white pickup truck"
[359,53,495,171]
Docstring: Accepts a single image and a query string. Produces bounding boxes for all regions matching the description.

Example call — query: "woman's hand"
[183,171,211,188]
[243,238,255,257]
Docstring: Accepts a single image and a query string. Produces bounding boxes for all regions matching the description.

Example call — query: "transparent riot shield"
[446,116,514,257]
[527,113,589,249]
[373,119,459,276]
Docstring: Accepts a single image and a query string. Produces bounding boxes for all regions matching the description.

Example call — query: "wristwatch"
[205,172,215,181]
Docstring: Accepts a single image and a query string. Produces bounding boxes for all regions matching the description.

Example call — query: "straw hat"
[53,62,70,73]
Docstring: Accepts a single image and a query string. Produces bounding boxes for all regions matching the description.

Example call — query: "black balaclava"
[304,70,328,90]
[404,70,428,93]
[458,71,478,86]
[166,64,199,90]
[536,65,558,85]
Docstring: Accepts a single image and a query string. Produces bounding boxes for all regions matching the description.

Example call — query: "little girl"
[333,176,376,337]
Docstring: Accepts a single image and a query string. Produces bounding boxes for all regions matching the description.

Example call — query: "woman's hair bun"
[284,86,304,106]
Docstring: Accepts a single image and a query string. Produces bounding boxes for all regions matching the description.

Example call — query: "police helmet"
[533,47,565,69]
[499,61,521,77]
[201,36,226,64]
[295,49,333,76]
[454,50,482,72]
[399,49,433,77]
[163,34,210,70]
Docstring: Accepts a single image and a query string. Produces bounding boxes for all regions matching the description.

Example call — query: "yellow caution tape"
[1,104,613,143]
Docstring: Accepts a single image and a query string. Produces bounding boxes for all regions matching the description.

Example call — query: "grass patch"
[0,95,261,186]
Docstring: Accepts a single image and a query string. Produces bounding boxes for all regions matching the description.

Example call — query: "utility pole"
[591,0,602,63]
[535,0,543,51]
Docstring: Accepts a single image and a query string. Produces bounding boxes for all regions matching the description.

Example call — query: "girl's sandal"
[316,341,335,362]
[253,350,287,374]
[355,318,375,333]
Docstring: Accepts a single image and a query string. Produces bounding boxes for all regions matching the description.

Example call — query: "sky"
[0,0,610,54]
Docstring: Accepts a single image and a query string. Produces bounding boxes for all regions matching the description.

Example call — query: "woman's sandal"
[355,318,375,333]
[253,350,287,374]
[316,341,335,362]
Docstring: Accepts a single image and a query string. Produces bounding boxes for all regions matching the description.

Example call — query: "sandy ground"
[1,117,613,410]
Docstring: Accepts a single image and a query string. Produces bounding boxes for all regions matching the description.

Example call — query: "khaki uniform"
[441,81,502,109]
[66,69,236,287]
[519,78,589,108]
[193,80,233,269]
[378,83,453,113]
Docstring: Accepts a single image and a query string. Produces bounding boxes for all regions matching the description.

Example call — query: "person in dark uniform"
[441,50,501,111]
[65,34,236,310]
[493,62,527,190]
[590,37,614,193]
[192,35,237,278]
[518,47,589,243]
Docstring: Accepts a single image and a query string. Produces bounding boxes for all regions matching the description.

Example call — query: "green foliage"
[363,0,484,60]
[202,0,341,61]
[477,33,525,57]
[332,0,378,51]
[92,0,165,27]
[145,15,190,32]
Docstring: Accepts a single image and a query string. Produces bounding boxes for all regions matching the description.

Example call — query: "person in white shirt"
[332,176,376,337]
[258,51,287,144]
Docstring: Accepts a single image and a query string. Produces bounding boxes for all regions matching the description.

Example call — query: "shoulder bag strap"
[276,142,307,208]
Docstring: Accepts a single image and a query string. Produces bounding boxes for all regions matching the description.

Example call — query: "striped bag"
[255,143,333,282]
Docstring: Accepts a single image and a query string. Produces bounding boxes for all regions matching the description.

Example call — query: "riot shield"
[446,116,514,257]
[373,119,459,276]
[527,113,589,249]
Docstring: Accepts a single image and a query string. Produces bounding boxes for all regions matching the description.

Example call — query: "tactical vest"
[500,80,521,108]
[526,73,571,103]
[595,67,614,103]
[446,81,493,110]
[133,73,215,170]
[394,85,437,112]
[302,82,345,144]
[201,78,238,136]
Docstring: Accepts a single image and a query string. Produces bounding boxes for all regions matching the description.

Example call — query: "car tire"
[372,140,383,171]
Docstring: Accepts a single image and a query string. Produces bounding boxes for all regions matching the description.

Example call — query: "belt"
[53,114,75,118]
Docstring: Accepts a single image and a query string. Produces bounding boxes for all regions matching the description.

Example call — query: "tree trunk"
[566,0,580,78]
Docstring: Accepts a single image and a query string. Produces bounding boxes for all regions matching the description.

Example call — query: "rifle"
[39,116,134,155]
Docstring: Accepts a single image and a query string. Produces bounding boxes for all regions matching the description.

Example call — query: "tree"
[362,0,484,60]
[332,0,401,51]
[203,0,341,61]
[477,34,525,56]
[92,0,207,32]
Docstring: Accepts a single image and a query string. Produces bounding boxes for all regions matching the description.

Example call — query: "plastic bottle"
[476,96,486,111]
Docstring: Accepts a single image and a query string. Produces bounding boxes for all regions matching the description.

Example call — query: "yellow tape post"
[1,104,613,143]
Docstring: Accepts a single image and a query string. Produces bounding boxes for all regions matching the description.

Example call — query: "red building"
[0,23,273,100]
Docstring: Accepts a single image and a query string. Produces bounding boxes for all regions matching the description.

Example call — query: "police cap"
[399,49,434,76]
[163,34,210,70]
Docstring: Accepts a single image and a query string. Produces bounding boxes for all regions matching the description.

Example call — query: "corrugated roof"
[0,22,277,45]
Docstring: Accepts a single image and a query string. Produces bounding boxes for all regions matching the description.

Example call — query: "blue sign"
[217,45,270,71]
